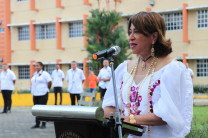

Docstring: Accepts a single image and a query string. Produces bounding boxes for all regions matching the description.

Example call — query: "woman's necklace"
[141,56,152,71]
[120,58,140,115]
[146,57,158,138]
[120,57,158,138]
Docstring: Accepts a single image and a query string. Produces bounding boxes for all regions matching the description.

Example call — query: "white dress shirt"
[51,69,64,87]
[98,66,111,89]
[187,68,194,77]
[0,69,16,90]
[31,70,52,96]
[66,68,85,94]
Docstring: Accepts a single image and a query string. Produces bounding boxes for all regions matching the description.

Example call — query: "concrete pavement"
[0,97,207,138]
[0,107,55,138]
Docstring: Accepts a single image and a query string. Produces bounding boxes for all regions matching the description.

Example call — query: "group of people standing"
[0,59,112,129]
[30,59,111,128]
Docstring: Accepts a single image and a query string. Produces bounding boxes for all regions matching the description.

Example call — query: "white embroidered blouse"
[102,60,193,138]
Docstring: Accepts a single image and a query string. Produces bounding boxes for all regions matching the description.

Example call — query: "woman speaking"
[102,12,193,138]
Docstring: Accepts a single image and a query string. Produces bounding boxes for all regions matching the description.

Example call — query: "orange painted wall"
[30,0,38,11]
[83,14,89,48]
[4,0,11,64]
[56,0,64,9]
[0,0,6,65]
[182,3,191,43]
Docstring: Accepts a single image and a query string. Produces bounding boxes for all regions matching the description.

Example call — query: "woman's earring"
[151,44,155,57]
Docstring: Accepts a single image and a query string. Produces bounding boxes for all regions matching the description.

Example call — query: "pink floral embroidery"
[138,96,142,102]
[120,81,123,90]
[149,79,160,113]
[150,96,152,101]
[130,92,137,102]
[131,86,136,91]
[121,79,160,115]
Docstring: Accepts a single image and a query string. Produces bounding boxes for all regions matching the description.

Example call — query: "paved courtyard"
[0,106,56,138]
[0,99,208,138]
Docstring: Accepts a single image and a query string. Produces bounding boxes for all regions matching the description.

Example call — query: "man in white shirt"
[0,64,16,113]
[185,63,194,79]
[51,64,64,105]
[66,61,85,105]
[98,59,111,100]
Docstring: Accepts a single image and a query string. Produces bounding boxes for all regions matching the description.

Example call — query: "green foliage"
[194,85,208,94]
[84,9,131,74]
[186,106,208,138]
[17,88,68,94]
[17,89,30,94]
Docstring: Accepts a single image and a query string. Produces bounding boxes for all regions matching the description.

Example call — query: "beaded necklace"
[141,56,152,71]
[120,57,158,138]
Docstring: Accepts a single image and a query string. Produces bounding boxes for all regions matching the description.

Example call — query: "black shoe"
[31,125,39,129]
[1,111,7,114]
[40,125,46,129]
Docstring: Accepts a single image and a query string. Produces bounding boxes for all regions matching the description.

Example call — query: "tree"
[84,9,131,74]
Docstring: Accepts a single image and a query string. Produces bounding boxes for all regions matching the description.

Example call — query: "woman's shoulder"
[164,59,186,72]
[42,71,50,76]
[158,58,187,79]
[116,60,128,71]
[157,56,186,72]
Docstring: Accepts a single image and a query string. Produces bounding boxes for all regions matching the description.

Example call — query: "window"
[0,65,2,70]
[69,22,83,38]
[160,12,183,31]
[78,63,83,70]
[18,26,30,41]
[197,9,208,28]
[45,64,55,75]
[17,0,29,1]
[196,59,208,77]
[0,27,4,33]
[36,24,56,40]
[18,66,30,79]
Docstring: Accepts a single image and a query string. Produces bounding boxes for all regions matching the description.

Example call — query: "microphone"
[92,46,120,60]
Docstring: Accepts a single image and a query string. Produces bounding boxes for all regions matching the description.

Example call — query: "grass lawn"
[186,106,208,138]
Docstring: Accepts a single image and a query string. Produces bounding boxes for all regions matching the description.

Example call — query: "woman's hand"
[121,115,130,123]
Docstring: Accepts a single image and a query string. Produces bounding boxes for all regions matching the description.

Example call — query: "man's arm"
[102,78,111,82]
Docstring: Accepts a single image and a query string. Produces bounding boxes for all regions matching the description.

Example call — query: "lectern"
[32,105,144,138]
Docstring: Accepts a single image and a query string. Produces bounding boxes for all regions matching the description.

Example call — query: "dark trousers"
[70,94,80,105]
[2,90,12,112]
[33,93,48,126]
[99,87,107,99]
[54,87,62,105]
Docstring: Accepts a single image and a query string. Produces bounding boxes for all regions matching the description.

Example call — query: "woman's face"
[128,23,153,57]
[90,71,94,76]
[35,63,42,72]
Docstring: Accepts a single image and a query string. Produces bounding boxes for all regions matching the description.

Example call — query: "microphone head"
[112,46,120,55]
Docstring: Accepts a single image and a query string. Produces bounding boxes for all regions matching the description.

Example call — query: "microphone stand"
[108,56,122,138]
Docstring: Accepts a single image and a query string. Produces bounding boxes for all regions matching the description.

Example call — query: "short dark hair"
[36,62,44,70]
[103,58,109,62]
[128,11,172,57]
[72,61,77,64]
